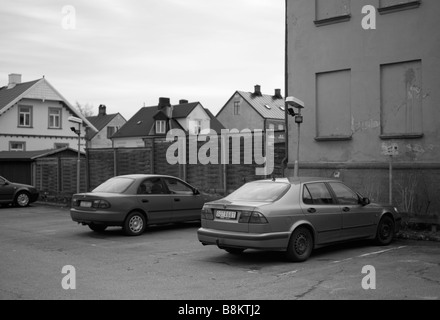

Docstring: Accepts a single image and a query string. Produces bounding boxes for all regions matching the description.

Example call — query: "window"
[194,120,202,135]
[164,178,194,195]
[329,182,360,205]
[156,120,166,134]
[234,101,240,115]
[18,105,32,127]
[54,143,69,149]
[107,126,117,138]
[9,141,26,151]
[378,0,421,14]
[303,183,334,205]
[138,178,166,195]
[316,69,352,140]
[380,60,423,139]
[314,0,351,26]
[48,108,62,129]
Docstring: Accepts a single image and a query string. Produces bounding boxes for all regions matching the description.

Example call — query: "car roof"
[249,177,341,185]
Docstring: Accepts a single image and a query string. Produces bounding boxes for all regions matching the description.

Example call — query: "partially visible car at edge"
[70,174,219,236]
[197,177,401,262]
[0,176,39,207]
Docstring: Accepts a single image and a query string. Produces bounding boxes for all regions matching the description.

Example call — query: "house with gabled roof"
[0,73,97,152]
[216,85,286,133]
[112,98,225,148]
[86,104,126,149]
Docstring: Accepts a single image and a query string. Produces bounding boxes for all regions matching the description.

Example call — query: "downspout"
[281,0,289,177]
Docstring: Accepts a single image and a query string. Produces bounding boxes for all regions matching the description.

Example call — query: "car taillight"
[239,211,268,224]
[92,200,111,209]
[201,206,214,220]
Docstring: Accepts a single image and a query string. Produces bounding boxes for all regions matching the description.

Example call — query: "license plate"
[80,201,92,208]
[215,210,237,220]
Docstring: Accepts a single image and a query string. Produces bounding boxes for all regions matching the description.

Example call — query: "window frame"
[156,120,167,134]
[233,101,240,115]
[18,105,32,128]
[9,141,26,151]
[302,182,336,206]
[48,107,62,129]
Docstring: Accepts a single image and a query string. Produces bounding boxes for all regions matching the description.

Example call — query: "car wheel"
[286,227,313,262]
[123,211,146,236]
[224,247,245,255]
[375,215,395,246]
[88,224,107,233]
[15,192,30,207]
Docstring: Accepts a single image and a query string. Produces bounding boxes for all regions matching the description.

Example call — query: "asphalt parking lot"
[0,204,439,300]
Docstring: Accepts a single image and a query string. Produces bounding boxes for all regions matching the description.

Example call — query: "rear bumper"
[70,208,124,226]
[197,227,290,250]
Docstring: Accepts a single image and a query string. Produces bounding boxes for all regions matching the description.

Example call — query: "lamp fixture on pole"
[285,96,305,178]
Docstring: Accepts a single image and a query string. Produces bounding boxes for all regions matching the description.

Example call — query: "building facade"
[286,0,440,213]
[0,74,96,152]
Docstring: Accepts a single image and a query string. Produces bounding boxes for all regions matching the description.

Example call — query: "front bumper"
[197,227,290,250]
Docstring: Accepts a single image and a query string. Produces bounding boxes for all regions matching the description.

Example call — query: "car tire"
[88,224,107,233]
[224,247,245,255]
[123,211,146,236]
[15,192,30,207]
[286,227,313,262]
[375,215,395,246]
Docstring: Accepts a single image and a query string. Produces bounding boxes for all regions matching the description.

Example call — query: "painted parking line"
[332,246,407,263]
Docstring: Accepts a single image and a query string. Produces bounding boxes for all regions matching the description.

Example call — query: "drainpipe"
[281,0,289,177]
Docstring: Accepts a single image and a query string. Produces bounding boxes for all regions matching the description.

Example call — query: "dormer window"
[156,120,166,134]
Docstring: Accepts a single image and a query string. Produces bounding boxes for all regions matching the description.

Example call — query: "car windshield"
[92,177,135,193]
[226,182,290,202]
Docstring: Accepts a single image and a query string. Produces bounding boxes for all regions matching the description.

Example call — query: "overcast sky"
[0,0,284,119]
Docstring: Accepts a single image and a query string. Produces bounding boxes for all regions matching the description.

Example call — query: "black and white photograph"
[0,0,439,308]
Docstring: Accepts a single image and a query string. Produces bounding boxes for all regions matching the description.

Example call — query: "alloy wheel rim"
[17,194,29,206]
[129,216,143,233]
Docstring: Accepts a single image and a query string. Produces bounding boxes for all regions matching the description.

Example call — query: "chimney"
[8,73,22,89]
[158,97,172,118]
[98,104,107,116]
[179,99,189,105]
[253,85,262,96]
[274,88,282,99]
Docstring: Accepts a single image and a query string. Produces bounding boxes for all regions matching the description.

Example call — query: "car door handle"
[307,208,316,213]
[174,198,181,202]
[142,199,149,203]
[343,207,350,212]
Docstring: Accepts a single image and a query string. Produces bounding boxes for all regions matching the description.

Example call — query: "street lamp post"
[68,116,83,194]
[286,96,305,178]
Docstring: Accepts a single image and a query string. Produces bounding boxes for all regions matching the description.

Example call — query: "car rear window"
[226,182,290,202]
[93,177,135,193]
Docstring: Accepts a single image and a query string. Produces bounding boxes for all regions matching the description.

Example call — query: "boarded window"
[316,0,351,20]
[316,69,352,139]
[380,60,423,137]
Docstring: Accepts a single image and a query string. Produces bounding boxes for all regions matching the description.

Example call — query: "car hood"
[11,182,37,190]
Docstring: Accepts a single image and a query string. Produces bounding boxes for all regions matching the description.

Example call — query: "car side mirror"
[193,188,200,195]
[360,197,370,206]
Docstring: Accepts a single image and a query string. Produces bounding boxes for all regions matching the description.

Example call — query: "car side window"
[138,178,167,195]
[164,178,194,195]
[303,183,334,205]
[329,182,360,205]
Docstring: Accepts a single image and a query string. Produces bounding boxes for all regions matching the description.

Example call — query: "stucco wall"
[286,0,440,165]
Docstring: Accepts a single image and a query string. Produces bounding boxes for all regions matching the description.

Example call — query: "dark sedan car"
[71,174,218,236]
[0,176,39,207]
[197,177,401,262]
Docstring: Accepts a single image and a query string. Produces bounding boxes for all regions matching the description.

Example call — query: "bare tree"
[75,102,95,117]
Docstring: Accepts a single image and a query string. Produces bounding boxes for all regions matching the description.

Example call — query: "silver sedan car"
[197,177,401,262]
